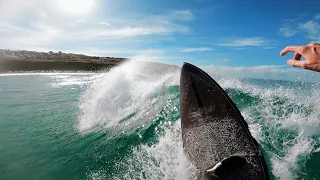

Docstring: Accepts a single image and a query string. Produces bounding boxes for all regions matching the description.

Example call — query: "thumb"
[287,59,307,68]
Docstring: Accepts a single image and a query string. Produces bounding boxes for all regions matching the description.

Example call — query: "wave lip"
[77,60,180,134]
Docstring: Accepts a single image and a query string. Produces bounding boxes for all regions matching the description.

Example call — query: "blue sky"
[0,0,319,69]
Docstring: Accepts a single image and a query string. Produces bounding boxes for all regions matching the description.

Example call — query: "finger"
[287,59,307,68]
[280,46,303,56]
[307,42,320,47]
[312,47,319,55]
[293,53,302,60]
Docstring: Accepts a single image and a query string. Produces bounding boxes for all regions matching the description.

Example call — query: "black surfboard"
[180,62,270,180]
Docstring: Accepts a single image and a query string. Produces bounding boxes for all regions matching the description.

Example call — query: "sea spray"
[1,62,318,180]
[75,61,319,179]
[110,121,198,180]
[77,60,180,134]
[215,77,320,179]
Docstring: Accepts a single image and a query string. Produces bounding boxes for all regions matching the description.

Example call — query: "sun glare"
[57,0,96,15]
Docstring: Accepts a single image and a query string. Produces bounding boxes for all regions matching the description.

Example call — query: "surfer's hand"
[280,42,320,72]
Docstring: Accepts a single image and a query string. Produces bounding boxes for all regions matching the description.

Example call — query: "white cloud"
[264,46,276,49]
[0,21,65,49]
[279,14,320,41]
[0,22,30,32]
[91,26,171,38]
[0,0,40,20]
[201,65,320,83]
[279,27,296,37]
[59,48,138,57]
[300,21,319,34]
[218,37,271,47]
[129,49,166,62]
[299,20,320,41]
[180,47,214,52]
[97,21,110,26]
[0,21,190,48]
[0,0,193,56]
[169,10,194,21]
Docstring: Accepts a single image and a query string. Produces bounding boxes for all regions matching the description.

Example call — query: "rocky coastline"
[0,49,128,73]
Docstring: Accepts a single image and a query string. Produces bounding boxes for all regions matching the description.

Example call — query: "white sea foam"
[271,137,312,179]
[219,77,319,179]
[249,123,262,142]
[77,60,180,134]
[50,74,98,87]
[112,121,198,180]
[76,61,319,180]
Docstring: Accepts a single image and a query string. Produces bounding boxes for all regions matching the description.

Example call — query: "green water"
[0,62,319,180]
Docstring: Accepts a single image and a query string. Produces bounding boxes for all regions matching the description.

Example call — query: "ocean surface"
[0,60,319,180]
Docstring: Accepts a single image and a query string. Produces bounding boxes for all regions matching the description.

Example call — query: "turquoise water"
[0,61,319,180]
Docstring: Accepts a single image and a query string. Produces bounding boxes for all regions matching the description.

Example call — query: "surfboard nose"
[181,62,198,76]
[182,62,193,68]
[180,62,227,130]
[180,61,246,133]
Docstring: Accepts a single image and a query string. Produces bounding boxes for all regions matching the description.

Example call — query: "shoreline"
[0,57,127,73]
[0,49,128,73]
